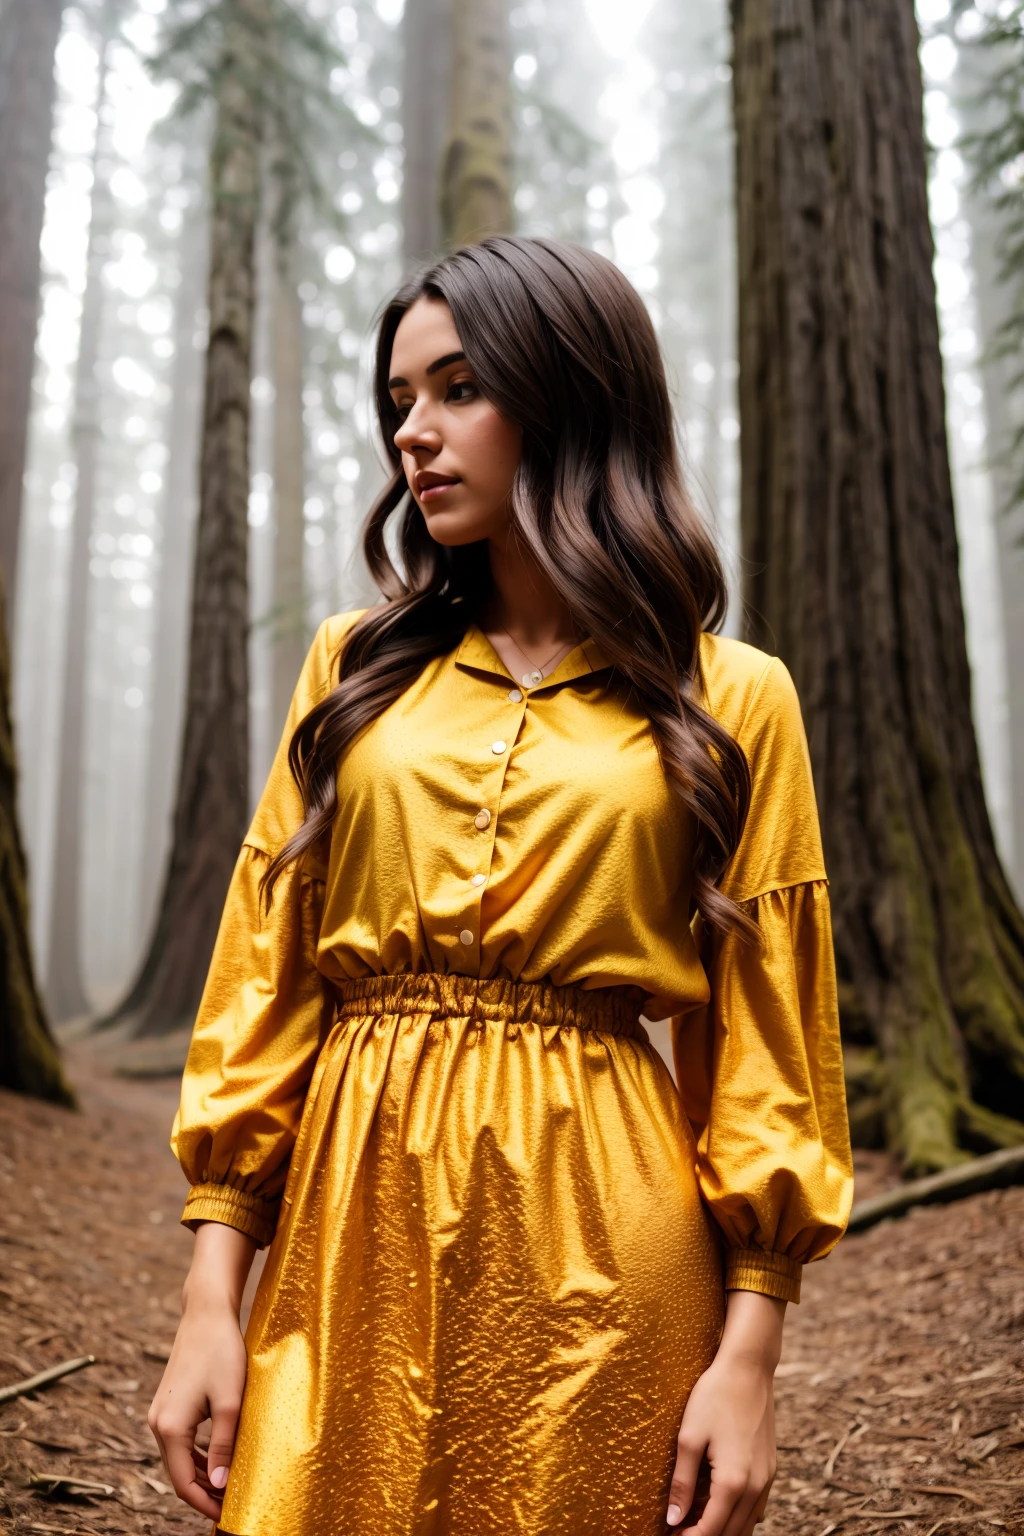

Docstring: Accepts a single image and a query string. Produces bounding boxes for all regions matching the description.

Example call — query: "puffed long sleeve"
[673,651,854,1303]
[172,613,361,1246]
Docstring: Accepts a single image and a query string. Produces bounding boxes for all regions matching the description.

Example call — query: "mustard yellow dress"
[173,613,852,1536]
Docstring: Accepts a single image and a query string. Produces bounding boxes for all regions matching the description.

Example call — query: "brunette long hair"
[261,237,754,938]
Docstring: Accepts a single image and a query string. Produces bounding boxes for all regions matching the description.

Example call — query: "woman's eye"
[447,380,478,404]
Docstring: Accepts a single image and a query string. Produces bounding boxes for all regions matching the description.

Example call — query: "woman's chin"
[420,507,503,547]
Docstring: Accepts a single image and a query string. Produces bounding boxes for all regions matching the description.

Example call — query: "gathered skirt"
[218,974,725,1536]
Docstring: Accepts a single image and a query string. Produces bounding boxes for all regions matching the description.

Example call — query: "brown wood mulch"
[1,1051,1022,1536]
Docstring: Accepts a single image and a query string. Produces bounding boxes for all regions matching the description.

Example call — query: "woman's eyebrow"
[387,350,467,391]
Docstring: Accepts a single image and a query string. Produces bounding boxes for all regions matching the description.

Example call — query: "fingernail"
[210,1465,229,1490]
[666,1505,682,1526]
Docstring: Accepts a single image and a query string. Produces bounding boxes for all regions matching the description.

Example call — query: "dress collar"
[454,624,612,690]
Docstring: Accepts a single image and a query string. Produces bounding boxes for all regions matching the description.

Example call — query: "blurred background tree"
[0,0,66,598]
[402,0,450,265]
[266,173,310,738]
[47,0,126,1024]
[98,0,273,1038]
[651,0,738,577]
[101,0,369,1038]
[1,576,74,1104]
[0,0,71,1102]
[137,124,209,934]
[954,0,1024,923]
[441,0,513,244]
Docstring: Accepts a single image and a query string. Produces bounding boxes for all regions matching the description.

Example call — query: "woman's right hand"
[148,1221,257,1519]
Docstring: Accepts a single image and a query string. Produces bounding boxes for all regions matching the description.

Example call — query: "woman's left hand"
[665,1290,786,1535]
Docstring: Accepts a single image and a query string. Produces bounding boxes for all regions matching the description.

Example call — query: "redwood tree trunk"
[270,232,307,738]
[101,0,267,1037]
[441,0,513,247]
[45,4,116,1023]
[0,0,64,603]
[0,572,73,1104]
[730,0,1024,1172]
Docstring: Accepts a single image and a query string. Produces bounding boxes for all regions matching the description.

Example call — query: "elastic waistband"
[334,973,648,1037]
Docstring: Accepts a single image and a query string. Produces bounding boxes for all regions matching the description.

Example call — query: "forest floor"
[0,1047,1022,1536]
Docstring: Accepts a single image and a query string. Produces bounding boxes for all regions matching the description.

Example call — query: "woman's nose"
[394,405,442,456]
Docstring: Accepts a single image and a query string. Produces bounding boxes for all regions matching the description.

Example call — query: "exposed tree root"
[848,1144,1024,1232]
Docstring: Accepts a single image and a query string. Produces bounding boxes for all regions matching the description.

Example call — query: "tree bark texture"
[731,0,1024,1172]
[441,0,513,247]
[270,231,308,740]
[45,6,116,1023]
[0,572,74,1104]
[102,0,267,1036]
[0,0,64,604]
[402,0,452,266]
[138,171,208,934]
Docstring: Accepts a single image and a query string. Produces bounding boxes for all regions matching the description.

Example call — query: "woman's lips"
[417,476,461,502]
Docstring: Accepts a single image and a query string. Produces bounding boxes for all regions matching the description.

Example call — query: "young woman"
[150,237,852,1536]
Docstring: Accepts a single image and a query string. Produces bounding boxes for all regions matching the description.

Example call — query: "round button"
[474,809,491,829]
[521,672,534,689]
[459,929,474,946]
[491,739,506,754]
[508,688,523,703]
[471,873,486,887]
[528,669,543,686]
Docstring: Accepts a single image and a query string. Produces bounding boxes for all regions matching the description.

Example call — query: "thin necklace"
[500,624,575,682]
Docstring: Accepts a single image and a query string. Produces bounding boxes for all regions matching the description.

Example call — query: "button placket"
[457,684,528,961]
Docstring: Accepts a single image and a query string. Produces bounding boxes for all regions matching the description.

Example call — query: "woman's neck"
[481,527,578,657]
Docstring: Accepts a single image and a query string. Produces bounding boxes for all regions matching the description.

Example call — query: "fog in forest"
[8,0,1021,1011]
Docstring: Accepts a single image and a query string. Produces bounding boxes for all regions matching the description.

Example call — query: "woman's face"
[388,297,523,546]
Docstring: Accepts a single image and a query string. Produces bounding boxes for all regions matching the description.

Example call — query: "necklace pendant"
[525,669,543,687]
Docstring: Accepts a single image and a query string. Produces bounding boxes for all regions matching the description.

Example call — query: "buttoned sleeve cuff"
[181,1183,279,1248]
[724,1247,802,1304]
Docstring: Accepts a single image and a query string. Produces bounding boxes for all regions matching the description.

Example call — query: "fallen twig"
[908,1484,992,1507]
[18,1432,88,1452]
[26,1524,101,1536]
[824,1421,863,1480]
[848,1147,1024,1231]
[841,1510,923,1519]
[0,1355,96,1406]
[923,1522,1006,1534]
[20,1329,65,1350]
[28,1472,114,1498]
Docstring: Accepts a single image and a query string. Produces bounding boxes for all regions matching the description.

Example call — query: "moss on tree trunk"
[730,0,1024,1172]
